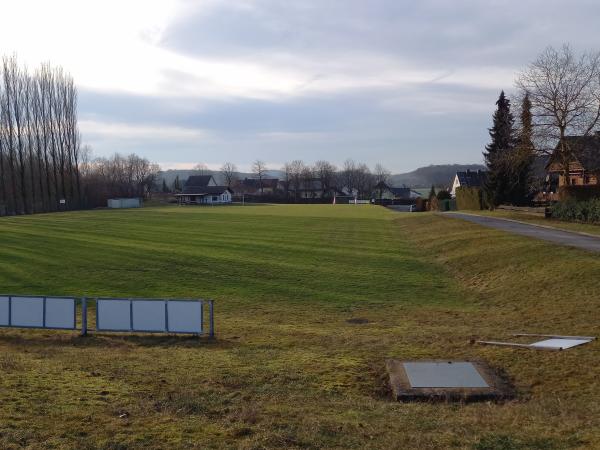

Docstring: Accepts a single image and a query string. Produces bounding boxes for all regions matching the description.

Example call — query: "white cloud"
[0,0,516,102]
[79,120,208,141]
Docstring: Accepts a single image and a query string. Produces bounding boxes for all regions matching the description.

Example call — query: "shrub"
[436,190,451,200]
[558,185,600,201]
[455,187,484,210]
[551,198,600,223]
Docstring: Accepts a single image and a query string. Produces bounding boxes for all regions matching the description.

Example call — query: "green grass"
[0,205,598,449]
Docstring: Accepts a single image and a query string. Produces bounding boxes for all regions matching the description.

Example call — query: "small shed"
[107,198,142,209]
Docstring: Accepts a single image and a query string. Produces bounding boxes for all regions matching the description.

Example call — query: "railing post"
[80,297,88,336]
[208,299,215,339]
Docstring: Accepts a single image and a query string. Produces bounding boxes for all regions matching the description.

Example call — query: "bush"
[558,185,600,201]
[438,199,457,211]
[436,190,451,200]
[455,187,484,210]
[551,198,600,223]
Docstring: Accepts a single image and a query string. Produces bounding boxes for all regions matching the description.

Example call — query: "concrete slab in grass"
[386,359,515,402]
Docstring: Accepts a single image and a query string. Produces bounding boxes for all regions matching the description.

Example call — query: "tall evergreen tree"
[172,175,181,193]
[484,91,515,207]
[428,184,436,200]
[509,93,535,205]
[162,179,169,193]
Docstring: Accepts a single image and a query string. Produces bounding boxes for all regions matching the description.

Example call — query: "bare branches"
[0,55,82,215]
[220,162,238,187]
[252,160,268,194]
[516,45,600,161]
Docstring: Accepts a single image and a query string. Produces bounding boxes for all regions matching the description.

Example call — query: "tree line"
[191,159,394,200]
[484,45,600,206]
[0,56,82,215]
[0,56,160,215]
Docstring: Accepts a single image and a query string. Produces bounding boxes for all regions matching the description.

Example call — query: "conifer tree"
[428,184,436,200]
[509,93,535,204]
[162,179,169,193]
[172,175,181,193]
[483,91,515,207]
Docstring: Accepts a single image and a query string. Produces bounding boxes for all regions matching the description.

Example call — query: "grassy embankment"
[0,205,598,449]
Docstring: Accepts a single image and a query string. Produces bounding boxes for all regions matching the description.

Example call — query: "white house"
[450,170,487,197]
[176,175,234,205]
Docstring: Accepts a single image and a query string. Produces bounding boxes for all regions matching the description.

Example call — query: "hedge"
[558,185,600,201]
[551,198,600,223]
[455,186,484,210]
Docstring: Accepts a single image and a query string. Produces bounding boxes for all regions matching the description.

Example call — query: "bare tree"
[288,160,306,201]
[355,163,374,198]
[220,162,238,187]
[0,56,82,214]
[374,163,391,200]
[313,160,337,198]
[516,45,600,184]
[340,159,357,195]
[194,163,209,175]
[252,159,267,195]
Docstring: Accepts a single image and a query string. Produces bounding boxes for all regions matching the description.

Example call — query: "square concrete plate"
[386,359,514,402]
[403,362,489,388]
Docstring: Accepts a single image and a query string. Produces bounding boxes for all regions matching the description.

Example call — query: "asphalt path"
[443,212,600,253]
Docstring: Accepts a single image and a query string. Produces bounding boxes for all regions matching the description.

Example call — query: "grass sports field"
[0,204,599,449]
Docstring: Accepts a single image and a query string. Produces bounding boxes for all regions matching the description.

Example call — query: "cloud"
[79,120,208,141]
[4,0,600,172]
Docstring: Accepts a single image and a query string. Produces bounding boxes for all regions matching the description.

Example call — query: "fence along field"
[0,294,214,337]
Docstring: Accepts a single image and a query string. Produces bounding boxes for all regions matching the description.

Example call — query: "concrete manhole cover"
[386,359,514,402]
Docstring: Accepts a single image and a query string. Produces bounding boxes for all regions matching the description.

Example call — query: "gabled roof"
[548,134,600,172]
[390,187,411,197]
[455,170,487,187]
[185,175,215,187]
[181,186,233,195]
[374,183,420,199]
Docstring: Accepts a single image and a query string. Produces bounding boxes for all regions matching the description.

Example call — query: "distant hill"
[158,164,485,189]
[389,164,486,188]
[158,169,283,186]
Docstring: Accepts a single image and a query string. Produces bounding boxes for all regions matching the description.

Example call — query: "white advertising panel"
[45,297,76,329]
[132,300,166,332]
[0,296,9,326]
[11,297,44,327]
[167,301,202,333]
[97,299,131,331]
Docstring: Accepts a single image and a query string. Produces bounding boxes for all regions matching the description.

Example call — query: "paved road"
[444,212,600,253]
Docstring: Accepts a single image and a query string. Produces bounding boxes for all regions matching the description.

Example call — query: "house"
[450,170,487,197]
[176,175,233,205]
[236,178,279,195]
[373,182,421,200]
[546,132,600,186]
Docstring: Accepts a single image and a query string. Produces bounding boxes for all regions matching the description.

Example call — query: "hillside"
[158,164,485,189]
[389,164,486,188]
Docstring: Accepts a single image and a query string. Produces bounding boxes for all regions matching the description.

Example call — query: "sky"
[2,0,600,173]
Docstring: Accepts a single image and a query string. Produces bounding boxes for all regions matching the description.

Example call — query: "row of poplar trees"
[0,56,82,216]
[483,91,535,207]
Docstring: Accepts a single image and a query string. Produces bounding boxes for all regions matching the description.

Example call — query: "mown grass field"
[0,205,598,449]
